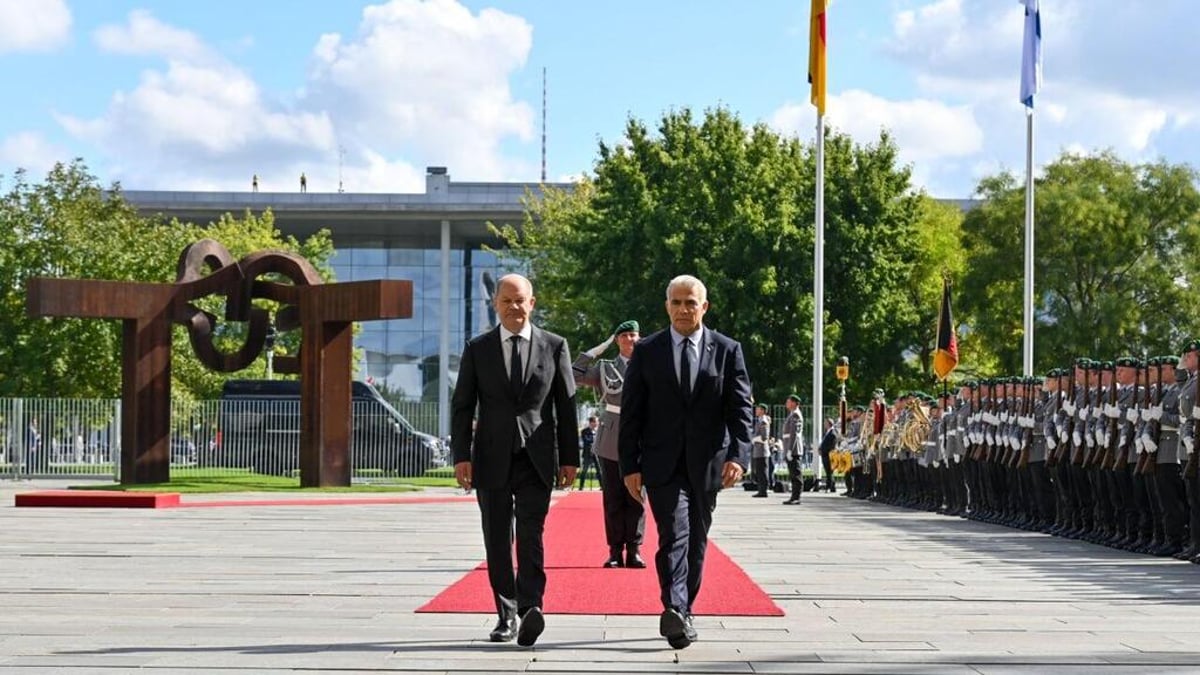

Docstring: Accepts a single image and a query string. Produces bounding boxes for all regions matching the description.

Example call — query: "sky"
[0,0,1197,199]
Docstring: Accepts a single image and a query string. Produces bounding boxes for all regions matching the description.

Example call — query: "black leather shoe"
[603,549,624,568]
[625,549,647,568]
[684,614,698,642]
[489,617,517,642]
[659,608,691,649]
[782,498,798,505]
[516,607,544,647]
[752,492,768,498]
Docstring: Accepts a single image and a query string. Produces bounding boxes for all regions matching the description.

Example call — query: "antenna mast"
[337,145,346,193]
[541,67,547,183]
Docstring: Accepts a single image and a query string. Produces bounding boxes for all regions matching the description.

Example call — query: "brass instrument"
[901,398,932,453]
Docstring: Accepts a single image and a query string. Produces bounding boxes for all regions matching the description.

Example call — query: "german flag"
[933,278,959,381]
[808,0,827,115]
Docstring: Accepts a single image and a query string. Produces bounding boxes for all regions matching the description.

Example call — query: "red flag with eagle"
[933,278,959,381]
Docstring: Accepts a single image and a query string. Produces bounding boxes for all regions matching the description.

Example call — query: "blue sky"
[1,0,1197,198]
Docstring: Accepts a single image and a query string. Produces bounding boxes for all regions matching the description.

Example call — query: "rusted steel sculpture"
[26,239,412,487]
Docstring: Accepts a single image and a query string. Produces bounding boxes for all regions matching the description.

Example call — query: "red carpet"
[417,490,782,616]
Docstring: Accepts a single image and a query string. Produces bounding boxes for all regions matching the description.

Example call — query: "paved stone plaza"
[3,480,1200,674]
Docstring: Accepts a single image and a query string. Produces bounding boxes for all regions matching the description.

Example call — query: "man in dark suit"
[451,273,579,647]
[619,274,753,650]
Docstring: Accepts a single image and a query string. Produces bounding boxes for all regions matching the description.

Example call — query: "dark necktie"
[680,338,692,399]
[509,335,523,397]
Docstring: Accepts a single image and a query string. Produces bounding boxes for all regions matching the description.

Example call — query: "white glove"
[585,334,615,358]
[1147,406,1163,421]
[1079,407,1091,421]
[1047,436,1058,450]
[1073,431,1083,447]
[1192,405,1200,420]
[1184,436,1195,455]
[1143,436,1158,453]
[1135,436,1145,454]
[1105,404,1120,419]
[1125,407,1139,423]
[1062,401,1076,416]
[1059,428,1069,444]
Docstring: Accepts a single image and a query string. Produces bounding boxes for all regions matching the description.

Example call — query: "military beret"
[1074,357,1091,368]
[612,319,639,335]
[852,404,866,412]
[1116,357,1137,368]
[787,393,802,404]
[872,388,885,397]
[1103,361,1116,371]
[1181,338,1200,354]
[1161,355,1180,366]
[1147,356,1160,366]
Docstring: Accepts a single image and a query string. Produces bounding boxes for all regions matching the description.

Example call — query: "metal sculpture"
[26,239,412,487]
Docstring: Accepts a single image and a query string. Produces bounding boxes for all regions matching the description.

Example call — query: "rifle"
[1016,378,1033,469]
[970,385,984,461]
[1071,365,1091,466]
[1187,371,1199,479]
[1048,370,1066,467]
[1137,362,1162,476]
[1100,368,1120,470]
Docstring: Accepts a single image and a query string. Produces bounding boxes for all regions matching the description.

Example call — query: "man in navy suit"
[451,273,579,647]
[619,274,753,649]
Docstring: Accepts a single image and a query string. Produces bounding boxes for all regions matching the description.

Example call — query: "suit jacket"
[618,327,753,492]
[450,325,580,490]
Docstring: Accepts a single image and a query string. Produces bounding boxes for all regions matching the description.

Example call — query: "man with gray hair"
[619,274,753,649]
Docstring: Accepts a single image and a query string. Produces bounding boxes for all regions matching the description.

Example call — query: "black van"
[216,379,443,477]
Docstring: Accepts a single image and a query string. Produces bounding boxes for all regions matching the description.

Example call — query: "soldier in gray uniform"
[782,394,805,504]
[1149,355,1187,556]
[573,319,647,568]
[751,404,772,497]
[1175,339,1200,562]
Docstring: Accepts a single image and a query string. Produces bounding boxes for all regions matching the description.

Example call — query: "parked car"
[216,379,442,477]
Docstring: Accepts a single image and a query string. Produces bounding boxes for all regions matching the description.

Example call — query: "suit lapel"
[520,325,543,399]
[690,328,716,402]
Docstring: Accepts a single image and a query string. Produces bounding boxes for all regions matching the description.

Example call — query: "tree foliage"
[499,108,949,402]
[0,160,335,400]
[960,150,1200,370]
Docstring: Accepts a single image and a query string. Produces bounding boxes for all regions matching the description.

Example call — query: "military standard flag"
[808,0,827,115]
[933,278,959,381]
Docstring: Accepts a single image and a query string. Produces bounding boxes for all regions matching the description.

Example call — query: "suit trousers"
[646,472,717,614]
[598,456,645,551]
[475,451,552,620]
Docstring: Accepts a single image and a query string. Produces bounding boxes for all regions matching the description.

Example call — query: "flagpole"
[812,111,825,476]
[1022,108,1034,377]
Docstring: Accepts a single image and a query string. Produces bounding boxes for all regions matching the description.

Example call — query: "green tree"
[0,160,335,400]
[499,108,947,403]
[960,150,1200,371]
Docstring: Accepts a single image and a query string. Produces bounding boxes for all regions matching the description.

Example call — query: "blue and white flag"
[1020,0,1042,108]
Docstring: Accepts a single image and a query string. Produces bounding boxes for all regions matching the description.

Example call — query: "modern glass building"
[124,167,568,439]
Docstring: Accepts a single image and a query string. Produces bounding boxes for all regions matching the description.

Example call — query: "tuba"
[901,399,932,453]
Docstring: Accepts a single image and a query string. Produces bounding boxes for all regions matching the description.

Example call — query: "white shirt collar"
[670,324,704,347]
[499,323,533,342]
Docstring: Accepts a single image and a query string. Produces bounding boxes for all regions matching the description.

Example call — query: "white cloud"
[57,0,537,191]
[0,131,70,177]
[304,0,535,182]
[847,0,1200,196]
[93,9,212,63]
[770,89,983,160]
[0,0,71,53]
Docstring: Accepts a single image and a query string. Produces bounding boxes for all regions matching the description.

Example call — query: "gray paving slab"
[4,480,1200,673]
